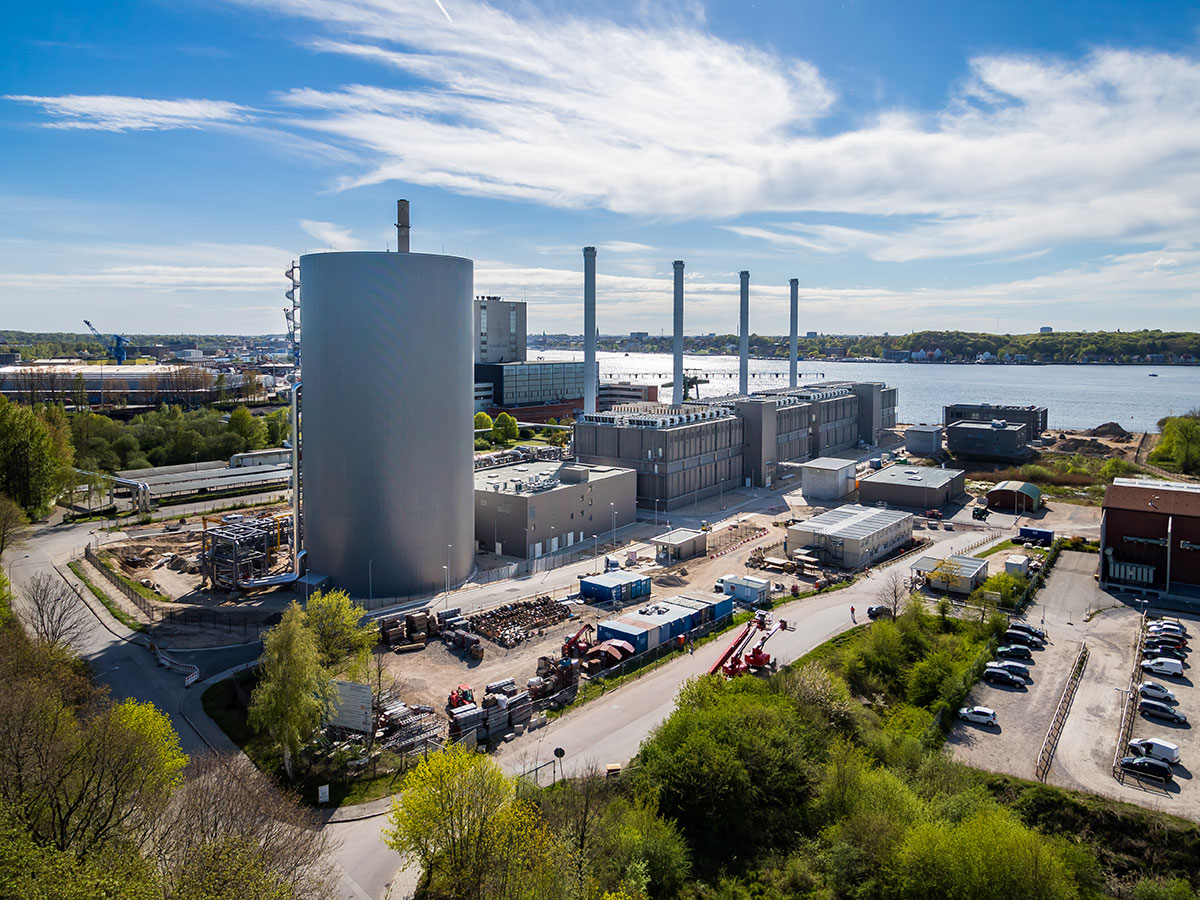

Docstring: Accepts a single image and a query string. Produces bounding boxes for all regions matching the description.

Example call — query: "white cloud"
[300,219,366,250]
[4,94,253,131]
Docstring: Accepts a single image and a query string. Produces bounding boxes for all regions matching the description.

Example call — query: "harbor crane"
[83,320,130,364]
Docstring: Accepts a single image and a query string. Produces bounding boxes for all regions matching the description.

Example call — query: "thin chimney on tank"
[395,200,410,252]
[739,270,750,395]
[583,246,598,414]
[789,278,799,388]
[672,260,685,406]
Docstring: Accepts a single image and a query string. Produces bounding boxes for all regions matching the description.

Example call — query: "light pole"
[610,503,617,551]
[445,544,452,594]
[654,498,659,528]
[592,533,598,571]
[442,565,448,605]
[551,525,556,554]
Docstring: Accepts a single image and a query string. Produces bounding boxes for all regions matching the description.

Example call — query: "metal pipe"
[583,247,598,414]
[739,270,749,395]
[672,260,685,406]
[789,277,799,388]
[292,381,302,573]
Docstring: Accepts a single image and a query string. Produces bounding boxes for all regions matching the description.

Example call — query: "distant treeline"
[0,330,283,360]
[579,329,1200,363]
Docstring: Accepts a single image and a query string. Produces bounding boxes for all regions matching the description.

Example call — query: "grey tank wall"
[300,251,474,597]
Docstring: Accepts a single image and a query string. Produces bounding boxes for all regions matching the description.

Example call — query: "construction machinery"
[743,618,790,671]
[83,319,131,364]
[562,623,595,659]
[709,611,773,678]
[447,684,475,709]
[748,547,796,574]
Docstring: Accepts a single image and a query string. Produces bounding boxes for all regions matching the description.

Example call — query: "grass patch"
[976,538,1048,559]
[202,671,416,808]
[93,552,170,605]
[67,561,145,632]
[785,624,868,670]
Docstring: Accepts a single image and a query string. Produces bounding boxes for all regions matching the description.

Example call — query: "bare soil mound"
[1085,421,1133,441]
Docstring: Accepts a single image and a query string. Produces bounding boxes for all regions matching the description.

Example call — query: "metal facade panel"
[300,251,474,596]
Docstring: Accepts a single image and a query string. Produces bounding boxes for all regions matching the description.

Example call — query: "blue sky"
[3,0,1200,337]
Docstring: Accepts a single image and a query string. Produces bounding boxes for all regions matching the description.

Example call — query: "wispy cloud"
[4,94,254,131]
[299,219,365,250]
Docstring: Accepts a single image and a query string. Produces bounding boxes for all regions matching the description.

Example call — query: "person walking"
[850,605,856,623]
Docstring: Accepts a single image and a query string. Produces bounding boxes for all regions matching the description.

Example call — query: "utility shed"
[799,457,858,500]
[905,424,943,456]
[650,528,708,562]
[858,465,966,511]
[578,571,651,605]
[988,480,1042,512]
[1006,555,1030,576]
[596,593,730,654]
[787,504,913,569]
[719,575,771,605]
[910,554,989,594]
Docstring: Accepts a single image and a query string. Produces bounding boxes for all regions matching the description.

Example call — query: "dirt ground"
[382,513,805,714]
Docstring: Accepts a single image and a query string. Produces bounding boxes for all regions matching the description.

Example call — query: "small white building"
[721,575,770,605]
[799,457,858,500]
[1005,555,1030,577]
[786,504,913,569]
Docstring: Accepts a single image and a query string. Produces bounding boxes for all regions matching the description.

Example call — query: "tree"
[876,569,909,619]
[474,411,494,435]
[0,493,29,560]
[152,753,336,900]
[18,572,88,649]
[384,743,559,900]
[0,397,69,515]
[228,406,267,451]
[302,589,374,671]
[248,601,335,780]
[492,412,519,445]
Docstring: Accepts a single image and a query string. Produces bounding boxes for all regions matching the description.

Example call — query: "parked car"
[221,513,245,523]
[1145,633,1188,649]
[1003,630,1044,648]
[1147,624,1188,640]
[988,660,1031,679]
[1119,755,1174,781]
[1149,616,1188,632]
[1139,681,1178,703]
[1142,657,1185,677]
[1143,643,1187,661]
[1139,699,1188,724]
[1149,621,1188,636]
[958,706,998,726]
[998,645,1033,660]
[983,667,1025,687]
[1008,622,1047,641]
[1128,737,1181,765]
[866,605,893,620]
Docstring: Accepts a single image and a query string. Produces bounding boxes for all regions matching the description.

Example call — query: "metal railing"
[1035,641,1088,781]
[1112,613,1148,783]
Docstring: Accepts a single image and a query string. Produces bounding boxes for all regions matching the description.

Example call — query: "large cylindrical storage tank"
[300,251,474,597]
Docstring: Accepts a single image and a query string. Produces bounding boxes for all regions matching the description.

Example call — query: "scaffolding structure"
[201,517,292,590]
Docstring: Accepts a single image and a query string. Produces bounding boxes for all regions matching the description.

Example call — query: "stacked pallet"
[405,610,429,643]
[378,616,406,645]
[447,702,483,742]
[507,691,533,731]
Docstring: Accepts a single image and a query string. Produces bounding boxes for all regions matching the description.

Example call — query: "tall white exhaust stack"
[395,200,410,252]
[739,270,750,395]
[583,246,598,414]
[789,277,799,388]
[672,260,685,406]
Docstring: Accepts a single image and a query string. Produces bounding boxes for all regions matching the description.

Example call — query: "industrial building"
[944,403,1048,436]
[573,405,745,510]
[574,380,898,507]
[945,420,1032,461]
[798,457,857,501]
[300,235,475,597]
[718,575,771,605]
[598,382,658,410]
[858,465,966,510]
[786,505,914,569]
[1100,478,1200,599]
[910,554,989,595]
[595,592,734,656]
[651,528,708,562]
[474,295,526,364]
[905,425,943,456]
[474,459,636,558]
[0,363,234,405]
[578,571,651,605]
[475,360,585,410]
[987,480,1042,512]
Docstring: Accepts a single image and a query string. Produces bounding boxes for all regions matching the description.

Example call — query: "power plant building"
[474,460,636,558]
[858,465,966,510]
[904,424,943,456]
[300,249,475,597]
[1100,478,1200,599]
[944,403,1048,436]
[946,419,1032,461]
[798,457,857,501]
[474,295,526,363]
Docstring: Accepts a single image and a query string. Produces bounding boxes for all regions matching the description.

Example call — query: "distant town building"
[598,381,658,410]
[882,349,912,362]
[1040,326,1053,334]
[0,352,20,366]
[806,331,818,339]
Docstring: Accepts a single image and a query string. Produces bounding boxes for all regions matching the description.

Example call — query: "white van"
[1142,657,1184,678]
[1128,737,1181,765]
[714,574,738,593]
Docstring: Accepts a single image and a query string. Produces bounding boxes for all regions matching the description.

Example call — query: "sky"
[3,0,1200,337]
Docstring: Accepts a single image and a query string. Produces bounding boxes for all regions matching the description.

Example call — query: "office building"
[946,420,1032,461]
[786,505,913,569]
[944,403,1048,436]
[474,295,527,363]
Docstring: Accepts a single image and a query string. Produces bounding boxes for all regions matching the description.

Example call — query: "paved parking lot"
[954,551,1200,821]
[947,627,1082,781]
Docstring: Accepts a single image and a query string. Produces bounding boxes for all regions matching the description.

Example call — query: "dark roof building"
[1100,478,1200,600]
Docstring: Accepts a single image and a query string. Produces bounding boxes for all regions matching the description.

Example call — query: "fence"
[590,611,737,687]
[1112,613,1148,784]
[82,546,278,638]
[1035,641,1089,781]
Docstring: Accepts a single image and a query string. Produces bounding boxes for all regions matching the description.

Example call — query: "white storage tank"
[300,250,475,597]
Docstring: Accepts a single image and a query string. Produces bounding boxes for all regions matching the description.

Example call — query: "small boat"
[1148,373,1159,377]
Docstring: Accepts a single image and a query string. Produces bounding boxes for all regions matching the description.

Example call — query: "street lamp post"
[592,533,598,571]
[610,503,617,551]
[654,498,659,528]
[445,544,452,594]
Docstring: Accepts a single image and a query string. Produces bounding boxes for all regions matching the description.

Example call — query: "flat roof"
[861,465,963,489]
[910,554,988,577]
[792,504,913,540]
[947,420,1025,433]
[800,456,858,472]
[474,459,631,495]
[1104,478,1200,516]
[581,571,649,588]
[651,528,705,545]
[906,424,942,433]
[609,595,722,632]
